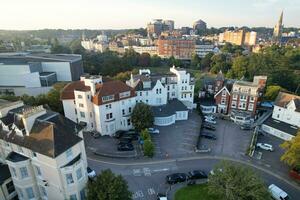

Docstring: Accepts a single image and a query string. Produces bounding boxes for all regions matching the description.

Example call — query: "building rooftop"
[6,151,29,163]
[263,116,299,136]
[274,92,300,112]
[0,164,11,185]
[151,99,188,117]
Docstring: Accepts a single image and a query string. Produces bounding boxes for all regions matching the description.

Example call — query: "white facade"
[262,124,295,141]
[124,46,158,56]
[154,110,188,126]
[272,104,300,128]
[195,45,220,58]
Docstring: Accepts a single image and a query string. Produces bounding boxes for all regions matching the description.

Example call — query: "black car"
[114,130,126,138]
[166,173,188,184]
[117,143,134,151]
[122,132,139,141]
[118,138,132,145]
[202,123,216,131]
[200,131,217,140]
[188,170,208,180]
[240,124,252,130]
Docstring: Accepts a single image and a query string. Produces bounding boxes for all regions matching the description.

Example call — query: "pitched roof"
[60,81,91,100]
[152,99,188,117]
[92,80,135,105]
[274,92,300,111]
[0,110,82,158]
[214,86,230,98]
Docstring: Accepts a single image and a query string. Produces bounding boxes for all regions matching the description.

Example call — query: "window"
[102,95,114,102]
[106,113,113,120]
[66,148,73,160]
[250,96,255,102]
[90,112,92,117]
[105,104,112,109]
[6,181,15,194]
[75,109,77,114]
[120,91,130,99]
[127,119,131,126]
[79,103,84,108]
[66,173,74,184]
[35,166,42,176]
[122,109,125,115]
[20,167,29,179]
[87,95,90,99]
[221,98,226,104]
[231,101,237,108]
[26,187,34,199]
[185,86,187,90]
[222,90,227,96]
[76,168,83,180]
[80,112,85,118]
[172,84,175,89]
[156,89,159,94]
[80,189,86,200]
[70,194,77,200]
[248,103,254,111]
[190,86,193,90]
[277,114,280,118]
[16,187,23,198]
[40,186,47,197]
[146,99,148,103]
[140,92,142,96]
[146,91,148,96]
[182,86,184,90]
[10,167,17,177]
[233,94,237,100]
[18,146,23,153]
[77,95,83,99]
[129,107,132,113]
[159,88,162,94]
[167,86,170,90]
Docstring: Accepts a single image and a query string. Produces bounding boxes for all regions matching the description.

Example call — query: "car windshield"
[284,196,290,200]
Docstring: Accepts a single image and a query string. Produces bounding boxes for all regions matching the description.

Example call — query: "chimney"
[22,106,47,135]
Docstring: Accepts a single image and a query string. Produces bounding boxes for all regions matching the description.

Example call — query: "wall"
[262,124,294,141]
[272,105,300,127]
[41,62,72,81]
[62,100,77,123]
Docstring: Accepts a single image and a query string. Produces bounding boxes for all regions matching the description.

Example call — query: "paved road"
[87,157,300,200]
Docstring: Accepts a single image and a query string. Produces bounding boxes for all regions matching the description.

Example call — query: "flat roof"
[152,99,188,117]
[263,116,299,136]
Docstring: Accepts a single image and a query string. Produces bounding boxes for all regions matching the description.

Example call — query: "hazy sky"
[1,0,299,30]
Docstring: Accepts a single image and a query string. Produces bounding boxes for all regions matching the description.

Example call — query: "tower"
[273,11,283,42]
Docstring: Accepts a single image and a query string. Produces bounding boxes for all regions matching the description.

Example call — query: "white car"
[204,115,216,120]
[268,184,290,200]
[204,118,217,124]
[256,143,274,151]
[148,128,160,134]
[87,167,96,179]
[157,194,167,200]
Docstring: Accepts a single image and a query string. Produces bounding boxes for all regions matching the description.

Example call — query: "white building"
[195,44,220,58]
[81,34,109,53]
[126,66,195,126]
[0,164,17,200]
[0,53,84,96]
[262,92,300,140]
[61,75,136,136]
[0,103,88,200]
[124,46,158,56]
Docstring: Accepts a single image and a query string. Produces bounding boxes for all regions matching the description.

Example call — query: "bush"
[143,139,154,157]
[141,129,151,141]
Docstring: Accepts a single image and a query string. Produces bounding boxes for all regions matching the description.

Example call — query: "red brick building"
[214,86,231,114]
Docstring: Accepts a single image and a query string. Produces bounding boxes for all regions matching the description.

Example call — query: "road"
[87,156,300,200]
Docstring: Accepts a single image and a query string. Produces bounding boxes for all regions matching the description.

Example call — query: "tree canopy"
[208,161,271,200]
[87,169,132,200]
[131,103,154,131]
[281,130,300,168]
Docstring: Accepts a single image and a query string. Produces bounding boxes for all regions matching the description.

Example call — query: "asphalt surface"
[87,157,300,200]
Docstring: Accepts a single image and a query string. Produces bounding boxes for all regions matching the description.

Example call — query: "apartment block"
[219,30,257,46]
[0,103,88,200]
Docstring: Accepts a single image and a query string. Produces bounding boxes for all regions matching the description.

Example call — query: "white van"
[268,184,290,200]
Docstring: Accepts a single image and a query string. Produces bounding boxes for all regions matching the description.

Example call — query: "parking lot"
[199,118,253,158]
[151,111,202,158]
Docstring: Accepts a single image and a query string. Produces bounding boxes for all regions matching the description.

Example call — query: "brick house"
[214,86,231,114]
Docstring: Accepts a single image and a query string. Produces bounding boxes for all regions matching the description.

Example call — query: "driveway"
[151,111,201,158]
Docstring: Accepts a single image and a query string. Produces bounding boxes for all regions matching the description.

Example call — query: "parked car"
[122,132,139,141]
[166,173,188,184]
[202,123,216,131]
[87,167,96,179]
[117,143,134,151]
[268,184,290,200]
[256,143,274,151]
[157,194,167,200]
[188,170,208,179]
[204,115,216,120]
[204,118,217,124]
[118,138,132,145]
[91,131,101,139]
[114,130,126,138]
[148,128,160,134]
[240,124,252,130]
[200,131,217,140]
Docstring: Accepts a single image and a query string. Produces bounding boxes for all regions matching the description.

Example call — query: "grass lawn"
[174,184,219,200]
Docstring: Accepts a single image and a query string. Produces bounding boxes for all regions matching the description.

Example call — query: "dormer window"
[102,95,114,102]
[120,91,130,99]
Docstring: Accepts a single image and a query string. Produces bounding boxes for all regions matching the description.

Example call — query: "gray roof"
[0,107,83,158]
[0,164,11,185]
[152,99,188,117]
[6,151,29,163]
[263,116,299,136]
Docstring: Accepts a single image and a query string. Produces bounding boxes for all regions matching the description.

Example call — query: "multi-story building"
[147,19,174,38]
[262,92,299,140]
[61,75,136,136]
[124,46,158,56]
[193,19,207,33]
[229,76,267,123]
[126,66,194,126]
[0,53,84,96]
[219,30,257,46]
[195,44,220,58]
[0,103,88,200]
[108,41,125,54]
[157,37,195,60]
[0,164,17,200]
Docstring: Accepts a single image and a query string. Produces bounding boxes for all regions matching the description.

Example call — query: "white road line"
[143,168,151,176]
[133,169,142,176]
[132,190,144,199]
[181,142,195,147]
[148,188,156,195]
[152,168,170,172]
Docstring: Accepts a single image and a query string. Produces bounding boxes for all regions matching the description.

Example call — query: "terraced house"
[0,101,88,200]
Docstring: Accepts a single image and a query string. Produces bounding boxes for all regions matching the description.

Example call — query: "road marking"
[148,188,156,195]
[153,168,169,172]
[181,142,195,147]
[143,168,151,176]
[133,169,141,176]
[87,146,96,151]
[132,190,144,199]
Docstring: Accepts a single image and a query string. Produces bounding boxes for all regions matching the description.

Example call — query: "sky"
[1,0,299,30]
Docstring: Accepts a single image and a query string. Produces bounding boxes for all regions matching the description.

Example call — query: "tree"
[87,169,132,200]
[200,52,214,70]
[143,139,154,157]
[208,161,271,200]
[138,53,151,67]
[191,53,201,69]
[228,56,248,79]
[131,103,154,131]
[280,130,300,168]
[140,129,151,140]
[264,85,285,101]
[150,54,162,67]
[210,54,231,74]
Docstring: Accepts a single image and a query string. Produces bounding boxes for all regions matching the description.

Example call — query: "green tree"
[208,161,271,200]
[87,169,132,200]
[191,53,201,69]
[140,129,150,140]
[143,139,154,157]
[150,54,162,67]
[131,103,154,131]
[264,85,285,101]
[228,56,248,79]
[200,52,214,70]
[138,53,151,67]
[280,130,300,168]
[210,54,231,74]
